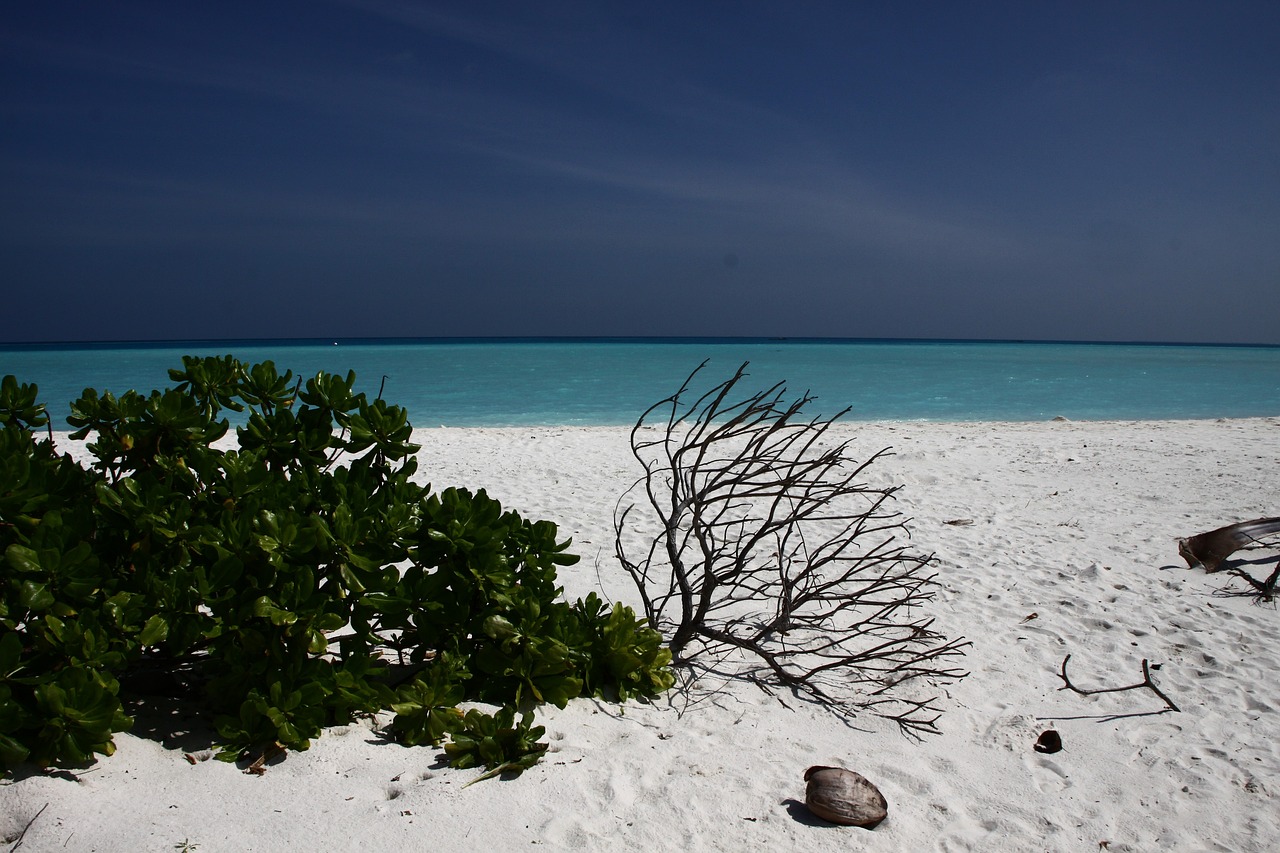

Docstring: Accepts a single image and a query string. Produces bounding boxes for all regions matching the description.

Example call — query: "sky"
[3,1,1278,344]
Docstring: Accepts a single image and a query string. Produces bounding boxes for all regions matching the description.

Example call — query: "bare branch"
[1056,654,1180,714]
[614,361,969,736]
[1213,561,1280,606]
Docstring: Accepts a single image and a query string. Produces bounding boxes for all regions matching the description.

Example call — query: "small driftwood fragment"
[1057,654,1180,714]
[243,742,286,776]
[1178,517,1280,573]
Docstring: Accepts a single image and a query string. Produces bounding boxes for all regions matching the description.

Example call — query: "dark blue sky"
[3,1,1278,344]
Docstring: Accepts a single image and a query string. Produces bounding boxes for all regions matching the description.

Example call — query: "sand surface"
[4,418,1279,852]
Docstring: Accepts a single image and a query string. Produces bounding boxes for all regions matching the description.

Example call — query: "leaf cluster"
[0,357,672,777]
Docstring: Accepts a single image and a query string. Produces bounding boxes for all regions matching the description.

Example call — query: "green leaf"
[482,615,519,641]
[251,596,297,626]
[5,544,41,575]
[138,614,169,647]
[307,629,329,655]
[0,731,31,766]
[19,581,55,612]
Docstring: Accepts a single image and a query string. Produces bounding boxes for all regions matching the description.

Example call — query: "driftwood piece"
[1232,561,1280,600]
[1178,517,1280,572]
[1057,654,1180,714]
[1214,560,1280,606]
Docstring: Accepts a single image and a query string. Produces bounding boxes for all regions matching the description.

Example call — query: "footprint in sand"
[979,710,1042,753]
[537,815,592,848]
[606,772,638,812]
[1025,753,1072,793]
[882,764,934,796]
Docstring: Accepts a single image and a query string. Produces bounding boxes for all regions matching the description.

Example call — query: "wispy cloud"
[3,3,1033,269]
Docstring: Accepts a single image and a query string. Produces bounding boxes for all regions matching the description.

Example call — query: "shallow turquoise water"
[2,338,1278,425]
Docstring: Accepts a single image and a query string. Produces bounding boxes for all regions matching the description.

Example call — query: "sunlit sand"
[5,419,1279,852]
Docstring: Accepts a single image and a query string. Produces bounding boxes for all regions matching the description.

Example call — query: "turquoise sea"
[2,338,1279,426]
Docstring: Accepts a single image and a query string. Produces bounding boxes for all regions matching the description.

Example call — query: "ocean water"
[2,338,1279,426]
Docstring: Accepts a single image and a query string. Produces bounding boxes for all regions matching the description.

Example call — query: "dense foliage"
[0,359,673,777]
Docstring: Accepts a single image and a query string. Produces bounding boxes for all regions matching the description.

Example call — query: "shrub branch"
[614,361,968,736]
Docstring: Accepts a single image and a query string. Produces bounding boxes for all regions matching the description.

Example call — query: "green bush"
[0,358,673,776]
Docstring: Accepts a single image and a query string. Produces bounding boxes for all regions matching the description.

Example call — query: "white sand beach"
[4,418,1279,852]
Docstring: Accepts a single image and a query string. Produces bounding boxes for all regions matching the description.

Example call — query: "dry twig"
[9,802,49,852]
[243,742,286,776]
[1057,654,1180,714]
